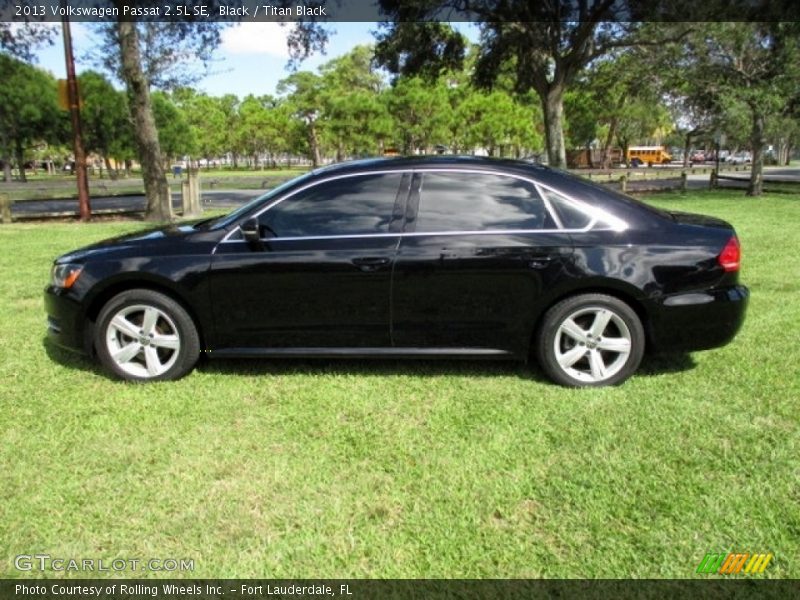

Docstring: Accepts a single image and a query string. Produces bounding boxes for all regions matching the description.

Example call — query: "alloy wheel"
[105,304,181,379]
[553,306,633,384]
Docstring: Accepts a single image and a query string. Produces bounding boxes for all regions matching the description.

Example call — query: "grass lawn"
[0,190,797,578]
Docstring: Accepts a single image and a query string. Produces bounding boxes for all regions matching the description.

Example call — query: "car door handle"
[352,257,391,272]
[527,256,553,269]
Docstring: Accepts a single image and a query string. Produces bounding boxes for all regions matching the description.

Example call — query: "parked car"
[726,152,752,165]
[45,156,748,387]
[690,151,706,164]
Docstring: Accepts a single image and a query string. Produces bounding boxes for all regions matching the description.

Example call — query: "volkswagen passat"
[44,157,748,386]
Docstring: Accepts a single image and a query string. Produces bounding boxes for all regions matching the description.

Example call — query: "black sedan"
[45,157,748,387]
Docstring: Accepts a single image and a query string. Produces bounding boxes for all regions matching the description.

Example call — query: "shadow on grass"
[44,336,697,383]
[198,355,553,382]
[196,351,697,383]
[42,337,104,376]
[638,352,697,377]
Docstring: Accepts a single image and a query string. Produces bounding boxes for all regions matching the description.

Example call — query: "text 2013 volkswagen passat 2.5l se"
[44,157,748,387]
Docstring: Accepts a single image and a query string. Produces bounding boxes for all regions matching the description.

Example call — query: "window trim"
[219,167,627,245]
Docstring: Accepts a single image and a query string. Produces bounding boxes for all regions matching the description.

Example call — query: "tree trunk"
[600,116,618,170]
[14,139,27,183]
[541,85,567,169]
[683,132,693,169]
[747,108,766,197]
[308,122,321,167]
[104,155,118,180]
[116,18,171,221]
[1,133,12,182]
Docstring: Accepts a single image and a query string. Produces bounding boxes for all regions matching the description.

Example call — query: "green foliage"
[151,91,195,162]
[173,88,229,162]
[563,89,598,149]
[386,76,451,154]
[455,90,541,157]
[0,53,64,174]
[78,71,135,167]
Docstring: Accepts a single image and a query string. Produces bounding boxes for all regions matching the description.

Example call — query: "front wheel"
[94,289,200,382]
[536,294,645,387]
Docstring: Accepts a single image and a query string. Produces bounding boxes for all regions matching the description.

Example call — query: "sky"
[33,22,478,98]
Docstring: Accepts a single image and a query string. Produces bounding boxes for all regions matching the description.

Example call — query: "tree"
[237,95,293,168]
[151,92,195,166]
[385,76,451,154]
[318,46,393,159]
[86,3,230,219]
[78,71,134,178]
[374,2,688,168]
[115,16,172,220]
[173,89,227,168]
[674,22,800,195]
[0,21,56,62]
[0,54,63,182]
[278,71,326,167]
[456,89,540,157]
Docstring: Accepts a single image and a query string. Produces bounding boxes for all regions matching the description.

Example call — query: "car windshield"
[198,171,317,230]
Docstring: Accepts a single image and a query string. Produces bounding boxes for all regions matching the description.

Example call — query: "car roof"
[309,155,549,177]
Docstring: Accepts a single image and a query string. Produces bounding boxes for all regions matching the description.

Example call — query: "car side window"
[415,172,554,232]
[259,173,404,237]
[539,187,593,230]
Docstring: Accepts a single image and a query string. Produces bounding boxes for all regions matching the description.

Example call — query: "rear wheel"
[95,289,200,382]
[536,294,645,387]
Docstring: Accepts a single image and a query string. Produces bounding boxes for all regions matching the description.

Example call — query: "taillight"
[718,236,741,272]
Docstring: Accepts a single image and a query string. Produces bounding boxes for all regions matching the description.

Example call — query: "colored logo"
[696,552,773,575]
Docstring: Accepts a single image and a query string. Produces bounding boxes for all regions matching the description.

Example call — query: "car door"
[391,170,574,357]
[210,172,410,350]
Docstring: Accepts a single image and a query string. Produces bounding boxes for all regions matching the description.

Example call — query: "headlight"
[51,264,83,289]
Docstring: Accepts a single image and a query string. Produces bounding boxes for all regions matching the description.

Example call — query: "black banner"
[2,0,800,23]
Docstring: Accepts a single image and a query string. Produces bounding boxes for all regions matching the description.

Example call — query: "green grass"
[1,190,798,579]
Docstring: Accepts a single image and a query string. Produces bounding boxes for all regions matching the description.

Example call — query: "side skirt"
[208,347,515,360]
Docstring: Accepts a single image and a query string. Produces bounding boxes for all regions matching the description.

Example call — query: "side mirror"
[240,217,261,243]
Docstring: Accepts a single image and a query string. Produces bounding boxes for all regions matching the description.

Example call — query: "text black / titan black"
[44,156,748,386]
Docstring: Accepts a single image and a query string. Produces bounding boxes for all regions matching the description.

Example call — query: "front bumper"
[44,285,91,354]
[648,285,749,352]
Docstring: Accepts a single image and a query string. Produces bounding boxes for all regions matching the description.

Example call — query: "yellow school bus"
[626,146,672,166]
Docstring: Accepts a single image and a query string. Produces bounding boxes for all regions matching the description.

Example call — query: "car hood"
[55,222,216,264]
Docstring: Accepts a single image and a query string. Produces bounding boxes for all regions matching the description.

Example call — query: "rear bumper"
[44,285,90,355]
[648,285,749,352]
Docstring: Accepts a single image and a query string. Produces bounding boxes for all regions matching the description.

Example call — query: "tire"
[536,294,645,387]
[94,289,200,382]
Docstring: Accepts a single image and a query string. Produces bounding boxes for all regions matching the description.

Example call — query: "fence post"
[619,174,627,193]
[181,180,191,216]
[680,171,688,193]
[0,193,11,224]
[191,168,202,215]
[183,168,202,217]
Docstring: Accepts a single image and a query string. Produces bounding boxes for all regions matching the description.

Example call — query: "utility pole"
[61,9,91,221]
